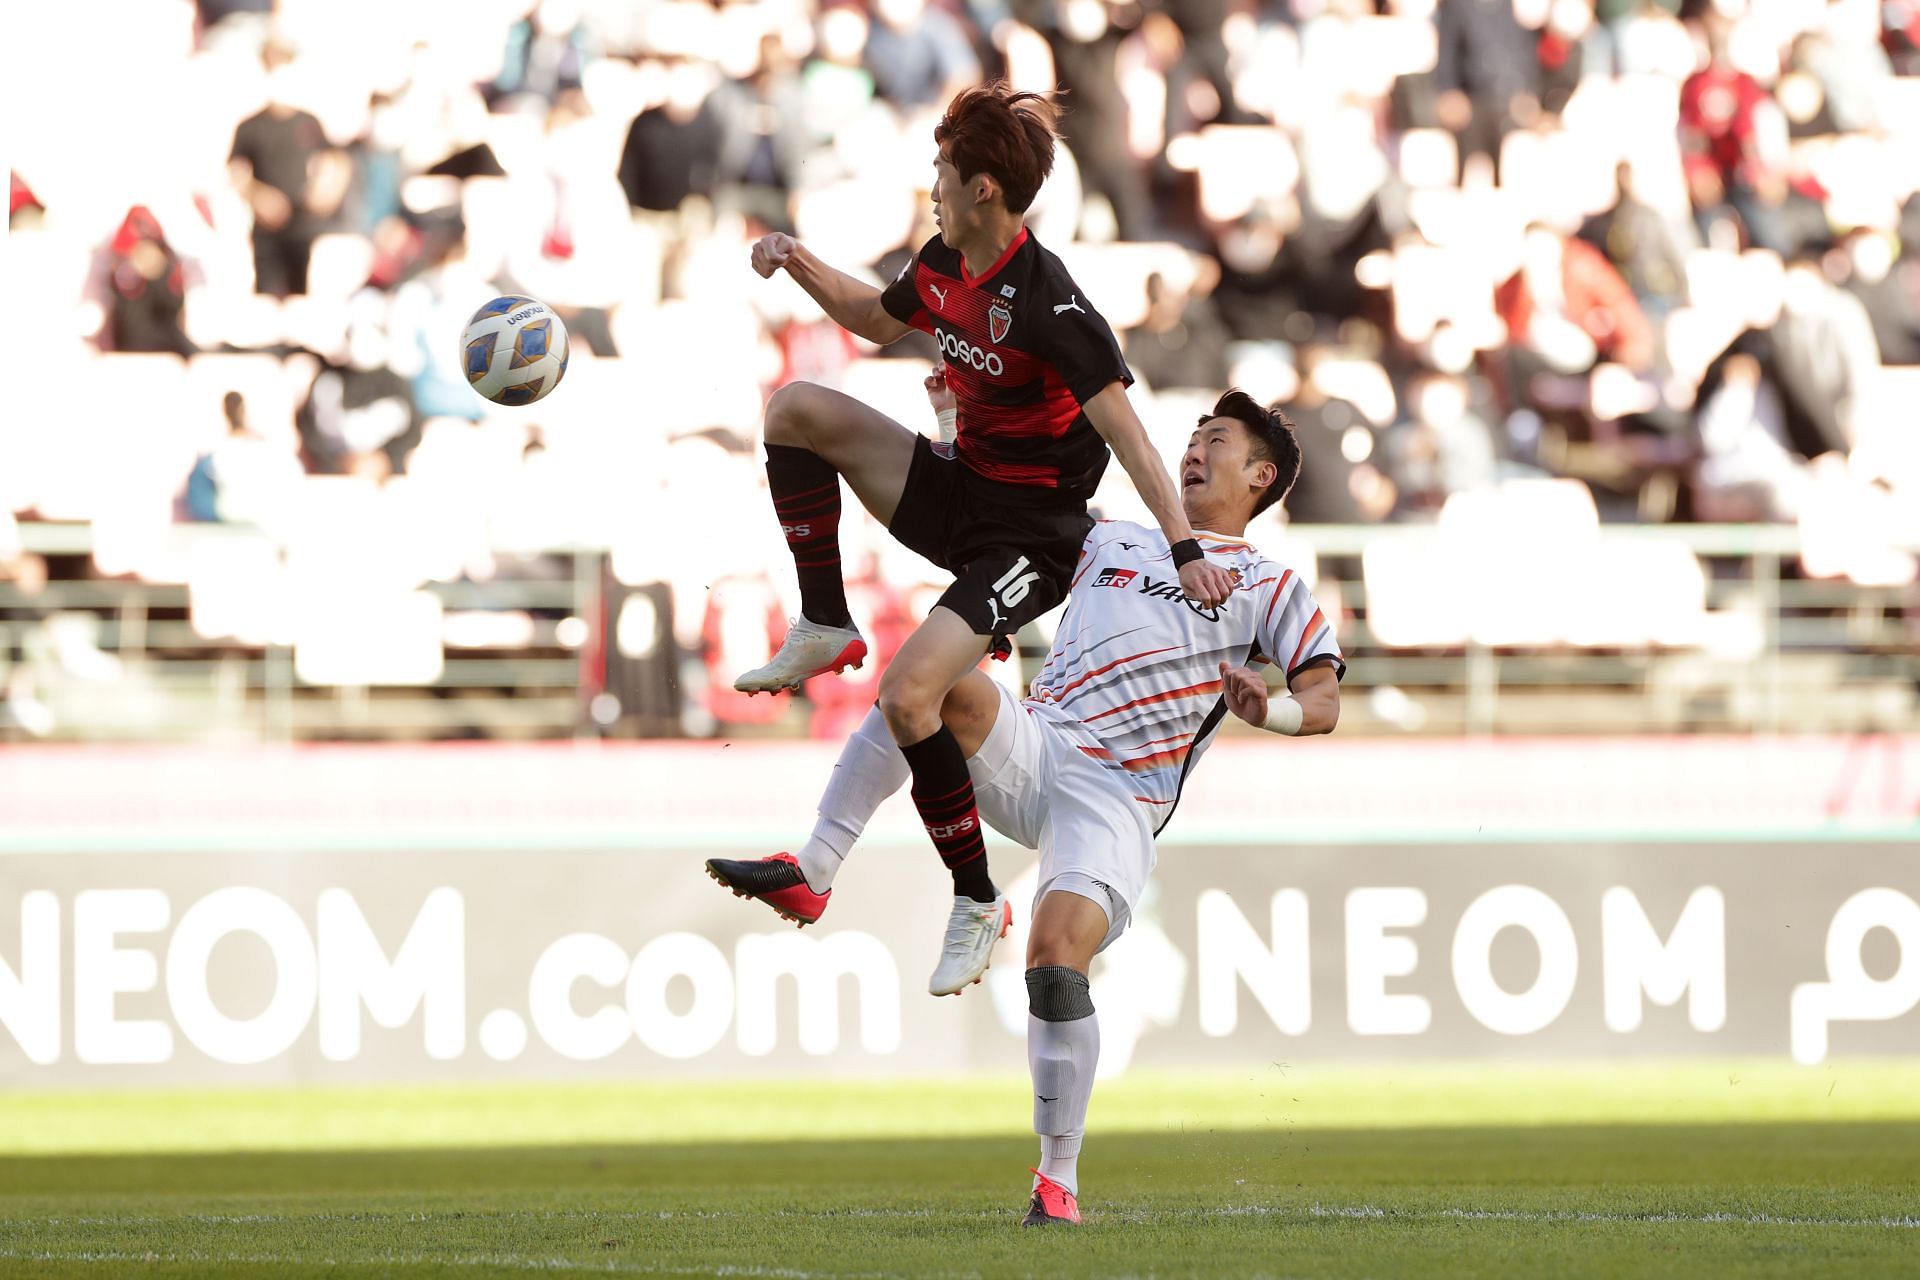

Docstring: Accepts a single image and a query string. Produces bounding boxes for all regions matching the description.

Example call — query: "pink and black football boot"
[1022,1170,1081,1227]
[704,852,830,927]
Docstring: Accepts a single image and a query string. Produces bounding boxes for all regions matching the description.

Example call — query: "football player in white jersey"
[708,379,1341,1226]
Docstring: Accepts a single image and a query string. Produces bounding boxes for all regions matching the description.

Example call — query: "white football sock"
[1028,1010,1099,1197]
[1039,1133,1083,1191]
[795,704,908,894]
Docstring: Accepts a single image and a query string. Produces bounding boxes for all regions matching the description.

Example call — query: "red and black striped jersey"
[880,228,1131,501]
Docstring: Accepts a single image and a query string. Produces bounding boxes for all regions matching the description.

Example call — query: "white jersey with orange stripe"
[1023,519,1344,831]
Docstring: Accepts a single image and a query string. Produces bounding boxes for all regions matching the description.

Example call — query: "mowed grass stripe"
[4,1075,1916,1278]
[9,1205,1920,1229]
[3,1184,1916,1280]
[7,1060,1919,1157]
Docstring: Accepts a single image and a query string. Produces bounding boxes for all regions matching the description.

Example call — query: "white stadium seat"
[188,529,288,645]
[1369,481,1710,650]
[1363,534,1468,648]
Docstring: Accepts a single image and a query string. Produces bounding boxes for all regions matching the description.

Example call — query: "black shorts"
[887,437,1093,640]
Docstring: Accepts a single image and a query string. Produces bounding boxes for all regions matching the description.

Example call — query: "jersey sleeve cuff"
[1069,369,1133,405]
[880,292,921,326]
[1288,653,1347,682]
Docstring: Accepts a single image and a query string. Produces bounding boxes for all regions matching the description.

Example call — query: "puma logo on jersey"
[1093,567,1137,589]
[929,283,947,309]
[1053,295,1086,316]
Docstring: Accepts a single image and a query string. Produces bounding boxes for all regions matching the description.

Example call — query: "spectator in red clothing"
[1678,22,1795,253]
[1886,0,1920,74]
[101,206,197,357]
[803,572,917,742]
[700,576,791,730]
[9,172,43,227]
[771,316,860,395]
[1496,223,1655,377]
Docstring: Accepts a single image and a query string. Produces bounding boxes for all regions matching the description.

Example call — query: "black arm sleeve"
[1036,278,1134,405]
[880,253,927,328]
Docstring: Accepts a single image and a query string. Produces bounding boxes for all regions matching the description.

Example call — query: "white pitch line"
[0,1248,913,1279]
[38,1210,740,1228]
[15,1208,973,1229]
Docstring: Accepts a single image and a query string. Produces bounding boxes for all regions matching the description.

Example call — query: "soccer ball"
[460,295,570,406]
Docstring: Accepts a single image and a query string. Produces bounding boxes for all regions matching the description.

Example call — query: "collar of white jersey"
[1188,528,1255,550]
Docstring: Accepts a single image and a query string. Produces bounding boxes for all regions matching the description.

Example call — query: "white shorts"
[965,684,1156,954]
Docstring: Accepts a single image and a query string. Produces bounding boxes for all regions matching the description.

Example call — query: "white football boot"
[929,893,1013,996]
[733,617,868,694]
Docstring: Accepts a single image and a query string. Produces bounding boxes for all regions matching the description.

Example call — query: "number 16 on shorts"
[979,555,1042,633]
[994,557,1041,609]
[942,550,1064,638]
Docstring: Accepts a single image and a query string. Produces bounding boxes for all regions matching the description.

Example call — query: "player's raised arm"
[751,233,915,346]
[1081,383,1234,607]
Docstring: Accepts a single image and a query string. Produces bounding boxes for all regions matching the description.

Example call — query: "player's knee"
[1028,927,1094,971]
[763,381,825,444]
[1025,964,1094,1021]
[877,665,941,741]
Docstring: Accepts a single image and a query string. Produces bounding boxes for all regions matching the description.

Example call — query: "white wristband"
[936,407,958,444]
[1259,695,1305,736]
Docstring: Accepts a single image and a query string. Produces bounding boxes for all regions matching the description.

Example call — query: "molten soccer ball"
[460,295,570,406]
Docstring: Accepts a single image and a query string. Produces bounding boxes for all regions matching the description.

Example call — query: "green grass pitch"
[3,1061,1916,1278]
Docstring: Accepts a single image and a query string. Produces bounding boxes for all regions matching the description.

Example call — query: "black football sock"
[765,443,851,629]
[900,725,997,902]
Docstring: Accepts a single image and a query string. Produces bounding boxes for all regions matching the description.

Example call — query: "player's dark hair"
[1201,389,1300,518]
[933,82,1059,214]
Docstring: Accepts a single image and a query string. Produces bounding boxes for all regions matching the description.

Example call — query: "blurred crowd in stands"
[4,0,1919,738]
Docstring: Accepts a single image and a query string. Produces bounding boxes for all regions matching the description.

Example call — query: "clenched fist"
[1179,558,1234,608]
[1218,661,1270,727]
[923,363,955,414]
[750,232,799,279]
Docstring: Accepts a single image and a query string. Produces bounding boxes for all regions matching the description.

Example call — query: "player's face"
[931,154,978,246]
[1181,418,1273,521]
[931,156,958,244]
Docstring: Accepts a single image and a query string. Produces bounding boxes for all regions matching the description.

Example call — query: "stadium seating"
[1363,480,1713,650]
[4,0,1914,743]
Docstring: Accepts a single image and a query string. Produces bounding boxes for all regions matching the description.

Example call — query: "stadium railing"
[4,519,1915,742]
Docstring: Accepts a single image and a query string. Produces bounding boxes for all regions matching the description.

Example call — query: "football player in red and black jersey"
[712,83,1233,994]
